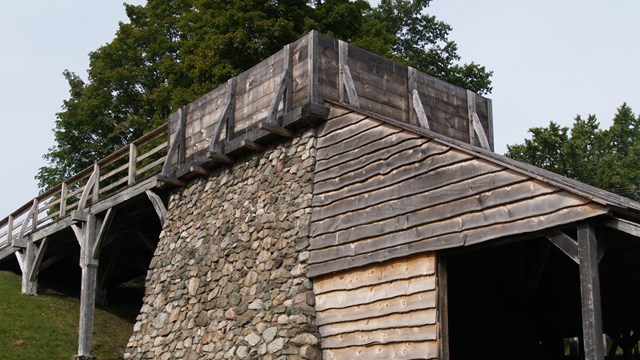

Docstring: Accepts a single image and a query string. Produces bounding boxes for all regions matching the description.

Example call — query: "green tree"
[37,0,493,191]
[507,103,640,199]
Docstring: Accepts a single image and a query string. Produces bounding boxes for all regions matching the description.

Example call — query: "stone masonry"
[124,129,321,359]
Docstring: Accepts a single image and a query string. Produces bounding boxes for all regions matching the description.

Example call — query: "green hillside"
[0,270,137,360]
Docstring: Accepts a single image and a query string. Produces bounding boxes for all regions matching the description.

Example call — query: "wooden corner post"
[577,223,605,359]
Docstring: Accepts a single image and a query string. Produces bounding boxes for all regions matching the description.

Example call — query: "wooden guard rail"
[0,124,168,249]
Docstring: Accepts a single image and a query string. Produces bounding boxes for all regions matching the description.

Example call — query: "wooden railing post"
[60,182,68,217]
[128,143,138,185]
[31,199,39,233]
[92,164,100,204]
[7,215,13,246]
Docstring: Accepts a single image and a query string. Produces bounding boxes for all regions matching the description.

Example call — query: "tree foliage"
[37,0,492,191]
[507,103,640,199]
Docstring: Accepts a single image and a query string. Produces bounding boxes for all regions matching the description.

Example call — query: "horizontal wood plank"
[315,275,435,311]
[319,308,437,338]
[313,254,435,294]
[316,290,436,326]
[321,324,437,349]
[322,341,438,359]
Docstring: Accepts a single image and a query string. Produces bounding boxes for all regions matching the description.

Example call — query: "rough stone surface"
[124,130,321,359]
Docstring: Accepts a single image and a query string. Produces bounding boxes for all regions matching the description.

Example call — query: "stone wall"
[125,129,321,360]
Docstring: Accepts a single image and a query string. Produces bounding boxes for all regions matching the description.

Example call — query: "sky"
[0,0,639,218]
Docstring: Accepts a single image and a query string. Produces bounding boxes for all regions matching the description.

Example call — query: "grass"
[0,270,137,360]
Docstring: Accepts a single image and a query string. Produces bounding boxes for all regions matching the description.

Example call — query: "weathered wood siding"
[308,108,607,277]
[314,253,439,359]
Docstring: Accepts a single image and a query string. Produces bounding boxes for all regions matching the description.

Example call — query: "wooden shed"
[308,104,640,359]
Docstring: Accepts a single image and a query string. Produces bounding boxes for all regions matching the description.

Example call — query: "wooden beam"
[127,143,138,185]
[603,216,640,237]
[78,165,99,212]
[546,230,580,264]
[437,255,450,360]
[268,44,292,125]
[28,237,49,282]
[156,175,185,188]
[259,121,293,138]
[240,139,263,151]
[92,208,115,260]
[72,224,84,246]
[471,113,491,150]
[338,40,360,108]
[210,77,236,153]
[146,190,167,226]
[308,30,319,104]
[207,151,234,165]
[412,89,430,130]
[77,213,99,358]
[577,222,605,360]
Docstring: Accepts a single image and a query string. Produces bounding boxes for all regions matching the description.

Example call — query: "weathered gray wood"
[207,151,234,165]
[146,190,167,225]
[603,216,640,237]
[16,200,38,247]
[163,107,186,174]
[0,246,17,262]
[316,116,381,149]
[308,30,318,104]
[90,176,159,215]
[338,40,360,107]
[259,122,293,138]
[77,213,99,358]
[79,165,100,212]
[92,208,115,260]
[314,140,452,195]
[546,230,580,264]
[577,222,605,360]
[311,175,549,246]
[268,45,291,125]
[412,89,430,129]
[472,112,491,150]
[309,204,605,277]
[19,240,38,295]
[315,137,425,183]
[28,237,49,282]
[466,90,477,146]
[486,98,494,150]
[437,256,450,360]
[60,182,68,217]
[127,143,137,185]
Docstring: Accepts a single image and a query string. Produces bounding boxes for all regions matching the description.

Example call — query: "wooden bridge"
[0,31,496,359]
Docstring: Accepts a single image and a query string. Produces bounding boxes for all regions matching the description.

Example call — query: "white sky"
[0,0,639,218]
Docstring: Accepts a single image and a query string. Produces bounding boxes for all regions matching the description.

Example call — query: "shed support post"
[73,213,99,360]
[578,223,604,360]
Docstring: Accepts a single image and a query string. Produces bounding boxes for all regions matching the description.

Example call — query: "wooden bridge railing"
[0,124,168,250]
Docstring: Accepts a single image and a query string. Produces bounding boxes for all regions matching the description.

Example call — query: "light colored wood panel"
[311,176,554,241]
[319,308,437,338]
[315,275,435,311]
[322,324,437,349]
[316,290,436,326]
[314,254,435,294]
[323,341,438,360]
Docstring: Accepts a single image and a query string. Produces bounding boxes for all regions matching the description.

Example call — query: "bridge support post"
[17,240,38,295]
[73,213,99,360]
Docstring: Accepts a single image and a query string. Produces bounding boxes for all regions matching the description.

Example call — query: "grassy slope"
[0,271,135,360]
